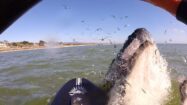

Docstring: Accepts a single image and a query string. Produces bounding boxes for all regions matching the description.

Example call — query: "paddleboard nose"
[69,78,90,105]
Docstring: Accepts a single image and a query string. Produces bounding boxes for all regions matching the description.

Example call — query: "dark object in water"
[51,78,107,105]
[180,80,187,104]
[0,0,41,34]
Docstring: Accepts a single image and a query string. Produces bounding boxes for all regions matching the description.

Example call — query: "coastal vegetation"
[0,40,96,52]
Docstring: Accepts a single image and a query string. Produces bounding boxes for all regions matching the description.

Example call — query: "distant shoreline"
[0,44,96,53]
[1,43,186,53]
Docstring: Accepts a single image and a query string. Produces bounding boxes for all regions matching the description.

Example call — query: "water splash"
[45,40,59,48]
[182,56,187,64]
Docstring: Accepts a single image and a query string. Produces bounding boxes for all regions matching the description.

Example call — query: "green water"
[0,44,186,105]
[166,81,181,105]
[0,45,116,105]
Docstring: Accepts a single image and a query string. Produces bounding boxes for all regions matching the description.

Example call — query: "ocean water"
[0,44,186,105]
[158,44,187,77]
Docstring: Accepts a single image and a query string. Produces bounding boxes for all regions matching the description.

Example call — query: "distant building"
[0,41,8,48]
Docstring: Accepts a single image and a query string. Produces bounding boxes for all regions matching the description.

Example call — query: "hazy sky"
[1,0,187,43]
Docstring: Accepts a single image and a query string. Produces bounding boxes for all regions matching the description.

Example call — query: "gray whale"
[105,28,171,105]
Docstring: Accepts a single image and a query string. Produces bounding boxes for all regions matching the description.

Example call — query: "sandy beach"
[0,44,96,53]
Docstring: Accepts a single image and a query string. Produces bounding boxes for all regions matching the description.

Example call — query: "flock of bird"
[57,0,176,48]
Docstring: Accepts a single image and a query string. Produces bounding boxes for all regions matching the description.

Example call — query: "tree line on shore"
[0,40,47,48]
[0,40,94,48]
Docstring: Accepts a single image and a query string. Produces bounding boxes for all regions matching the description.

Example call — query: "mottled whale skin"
[105,28,153,85]
[180,80,187,105]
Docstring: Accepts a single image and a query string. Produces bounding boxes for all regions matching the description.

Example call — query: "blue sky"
[1,0,187,43]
